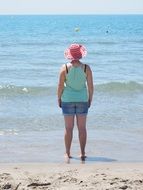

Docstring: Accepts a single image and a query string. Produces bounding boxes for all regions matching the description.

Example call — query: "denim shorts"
[61,102,89,116]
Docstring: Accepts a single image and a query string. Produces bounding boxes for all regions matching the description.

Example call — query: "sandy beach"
[0,162,143,190]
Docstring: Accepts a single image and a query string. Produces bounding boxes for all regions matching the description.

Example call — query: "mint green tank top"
[61,65,88,102]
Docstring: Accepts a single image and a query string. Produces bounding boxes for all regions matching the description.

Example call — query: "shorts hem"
[76,113,88,116]
[62,113,88,116]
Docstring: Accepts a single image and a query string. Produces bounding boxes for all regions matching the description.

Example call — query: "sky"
[0,0,143,15]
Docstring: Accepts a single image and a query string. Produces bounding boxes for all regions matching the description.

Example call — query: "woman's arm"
[57,65,66,107]
[86,65,94,107]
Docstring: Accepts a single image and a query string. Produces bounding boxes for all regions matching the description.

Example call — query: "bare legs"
[64,115,87,158]
[76,115,87,158]
[64,115,74,158]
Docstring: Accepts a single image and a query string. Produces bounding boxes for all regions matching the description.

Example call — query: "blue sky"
[0,0,143,14]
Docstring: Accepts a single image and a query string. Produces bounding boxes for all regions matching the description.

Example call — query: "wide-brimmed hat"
[64,43,87,60]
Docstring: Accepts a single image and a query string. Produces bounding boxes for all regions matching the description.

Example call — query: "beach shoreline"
[0,15,143,189]
[0,162,143,189]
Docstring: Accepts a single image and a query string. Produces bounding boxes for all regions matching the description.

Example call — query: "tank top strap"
[65,64,68,74]
[84,64,87,73]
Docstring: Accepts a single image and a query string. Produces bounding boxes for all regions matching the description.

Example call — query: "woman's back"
[65,64,86,90]
[61,63,88,102]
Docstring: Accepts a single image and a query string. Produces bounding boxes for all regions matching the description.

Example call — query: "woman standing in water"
[57,43,94,159]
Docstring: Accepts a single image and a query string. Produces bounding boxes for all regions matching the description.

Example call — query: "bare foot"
[80,154,87,161]
[64,153,72,159]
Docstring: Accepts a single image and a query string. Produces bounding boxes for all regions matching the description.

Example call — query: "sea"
[0,15,143,163]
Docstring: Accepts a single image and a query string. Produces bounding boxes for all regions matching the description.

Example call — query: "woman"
[57,43,93,159]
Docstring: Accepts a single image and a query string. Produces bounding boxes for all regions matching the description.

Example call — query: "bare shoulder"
[85,64,92,75]
[60,64,66,73]
[59,63,71,78]
[86,64,91,70]
[66,62,72,69]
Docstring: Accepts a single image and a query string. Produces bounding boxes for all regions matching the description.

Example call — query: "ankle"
[65,152,72,158]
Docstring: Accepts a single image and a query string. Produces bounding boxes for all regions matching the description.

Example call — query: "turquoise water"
[0,15,143,162]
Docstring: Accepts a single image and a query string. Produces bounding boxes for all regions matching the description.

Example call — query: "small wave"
[96,41,117,45]
[0,85,56,97]
[96,81,143,93]
[18,42,49,47]
[127,39,143,44]
[0,130,18,136]
[0,82,142,97]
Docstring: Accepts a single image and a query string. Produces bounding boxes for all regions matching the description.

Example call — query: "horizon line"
[0,13,143,16]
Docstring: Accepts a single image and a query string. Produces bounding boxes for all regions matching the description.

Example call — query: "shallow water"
[0,15,143,162]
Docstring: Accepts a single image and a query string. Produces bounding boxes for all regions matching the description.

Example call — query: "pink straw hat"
[64,43,87,60]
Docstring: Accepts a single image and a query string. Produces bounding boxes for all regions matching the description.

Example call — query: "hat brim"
[64,45,87,60]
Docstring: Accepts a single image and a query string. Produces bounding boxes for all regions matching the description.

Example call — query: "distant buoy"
[75,27,80,32]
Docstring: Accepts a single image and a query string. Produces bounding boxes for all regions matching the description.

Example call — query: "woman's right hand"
[58,98,62,108]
